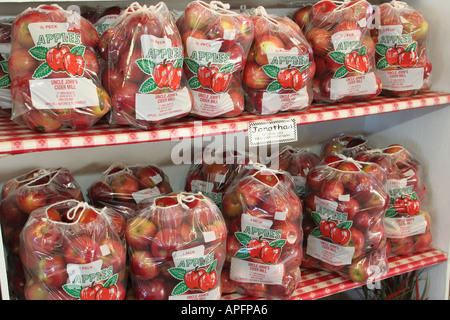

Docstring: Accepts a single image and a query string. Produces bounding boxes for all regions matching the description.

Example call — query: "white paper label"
[141,34,176,63]
[29,77,99,110]
[265,45,309,68]
[248,119,297,147]
[66,260,104,287]
[135,87,192,121]
[190,90,233,117]
[261,86,309,115]
[190,179,214,193]
[331,30,362,53]
[385,214,427,238]
[306,235,355,266]
[132,187,161,203]
[230,257,284,285]
[377,68,424,91]
[241,213,273,233]
[330,72,378,100]
[28,22,81,48]
[186,37,221,58]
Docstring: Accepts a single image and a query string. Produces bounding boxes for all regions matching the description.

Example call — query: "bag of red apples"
[269,145,320,199]
[372,1,431,97]
[221,164,303,299]
[302,156,389,283]
[8,4,111,132]
[177,0,253,118]
[243,6,314,115]
[305,0,382,103]
[125,191,226,300]
[20,200,127,300]
[0,167,84,298]
[0,21,12,116]
[185,147,255,209]
[99,2,193,130]
[321,133,373,158]
[354,144,431,256]
[87,162,173,220]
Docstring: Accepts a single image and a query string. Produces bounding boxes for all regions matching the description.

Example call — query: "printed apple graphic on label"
[168,259,219,294]
[46,43,70,72]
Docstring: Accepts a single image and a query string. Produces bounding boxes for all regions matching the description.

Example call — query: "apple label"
[306,234,355,266]
[376,67,424,91]
[248,119,298,147]
[330,72,378,100]
[292,175,307,196]
[94,14,119,36]
[135,86,192,121]
[385,214,427,238]
[29,77,99,110]
[331,30,362,54]
[230,257,284,285]
[261,87,309,115]
[66,260,112,287]
[132,187,161,204]
[0,43,11,110]
[28,22,81,48]
[169,245,221,299]
[190,90,234,117]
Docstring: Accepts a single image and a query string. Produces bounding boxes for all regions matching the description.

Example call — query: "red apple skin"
[64,235,102,265]
[99,238,127,273]
[151,228,185,259]
[305,28,331,57]
[134,278,172,300]
[413,231,432,252]
[125,216,158,250]
[24,219,61,255]
[110,172,140,202]
[243,62,271,89]
[130,250,161,280]
[37,253,68,288]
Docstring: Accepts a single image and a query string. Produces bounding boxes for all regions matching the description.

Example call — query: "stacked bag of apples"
[354,144,431,256]
[302,154,390,283]
[242,6,315,115]
[321,133,373,158]
[269,146,320,199]
[20,200,127,300]
[302,0,382,103]
[99,2,193,130]
[176,0,253,118]
[372,0,431,97]
[0,20,12,116]
[125,191,226,299]
[184,147,254,209]
[8,4,112,132]
[0,168,84,299]
[82,6,122,37]
[87,163,173,222]
[221,164,303,299]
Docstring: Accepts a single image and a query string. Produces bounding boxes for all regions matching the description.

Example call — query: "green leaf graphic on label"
[136,58,156,75]
[299,62,312,73]
[172,281,189,296]
[262,64,280,79]
[235,232,252,246]
[377,57,389,69]
[103,274,118,288]
[168,267,187,280]
[406,41,417,53]
[139,77,158,93]
[386,206,398,218]
[207,259,217,273]
[28,46,48,61]
[311,212,322,226]
[358,46,367,56]
[0,60,8,73]
[328,51,346,64]
[219,62,234,74]
[333,65,348,78]
[70,45,85,57]
[375,43,388,56]
[337,221,352,230]
[0,74,10,88]
[410,192,418,201]
[266,80,282,92]
[188,76,201,89]
[62,284,83,299]
[184,58,199,73]
[311,227,322,237]
[174,57,183,69]
[269,239,286,248]
[32,62,52,79]
[234,247,250,260]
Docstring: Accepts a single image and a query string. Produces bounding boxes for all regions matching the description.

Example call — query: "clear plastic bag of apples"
[100,2,193,130]
[243,6,315,115]
[20,200,127,300]
[302,156,389,283]
[0,167,84,299]
[125,191,227,300]
[221,164,303,299]
[176,0,254,118]
[87,162,173,220]
[185,146,254,209]
[304,0,382,103]
[9,4,111,132]
[320,133,373,159]
[371,0,431,97]
[354,144,431,256]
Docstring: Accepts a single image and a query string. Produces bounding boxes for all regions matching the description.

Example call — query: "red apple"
[151,228,185,259]
[130,250,161,280]
[110,172,139,201]
[243,61,271,89]
[37,253,67,288]
[134,278,172,300]
[293,6,312,31]
[99,238,126,273]
[126,216,158,250]
[64,235,102,264]
[24,219,61,254]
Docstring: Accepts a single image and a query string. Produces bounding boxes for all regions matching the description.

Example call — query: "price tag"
[248,119,297,147]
